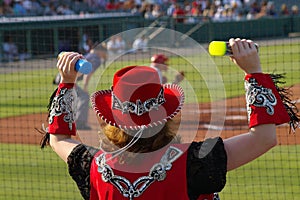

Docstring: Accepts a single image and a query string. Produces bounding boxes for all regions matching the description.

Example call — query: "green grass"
[1,42,300,118]
[0,68,58,118]
[221,145,300,200]
[0,143,299,199]
[0,143,80,200]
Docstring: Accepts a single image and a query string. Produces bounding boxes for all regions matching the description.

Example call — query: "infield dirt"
[1,84,299,146]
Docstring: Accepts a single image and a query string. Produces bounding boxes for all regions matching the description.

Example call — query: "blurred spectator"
[23,0,43,15]
[39,0,51,7]
[234,10,246,21]
[56,3,75,15]
[144,4,154,19]
[173,3,185,23]
[230,1,242,17]
[190,1,202,16]
[87,0,106,12]
[0,4,3,14]
[31,0,43,15]
[0,1,14,15]
[266,1,277,17]
[250,0,261,13]
[123,0,135,11]
[183,1,191,15]
[135,0,142,7]
[105,0,119,11]
[255,3,267,19]
[226,7,235,21]
[3,0,13,5]
[223,0,243,9]
[2,35,19,62]
[152,4,163,18]
[166,1,176,16]
[280,3,289,16]
[71,0,90,14]
[131,35,148,52]
[12,0,27,16]
[291,5,299,16]
[78,33,93,54]
[117,0,125,11]
[204,0,212,10]
[106,36,118,54]
[131,4,142,15]
[115,35,126,52]
[43,1,58,15]
[213,7,225,21]
[22,0,32,12]
[185,1,200,23]
[246,0,260,19]
[107,35,126,55]
[202,1,216,19]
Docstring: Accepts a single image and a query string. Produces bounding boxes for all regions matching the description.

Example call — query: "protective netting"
[0,14,299,200]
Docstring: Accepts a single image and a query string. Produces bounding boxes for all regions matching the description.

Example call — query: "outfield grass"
[221,144,300,200]
[0,68,58,118]
[0,143,299,199]
[0,143,80,200]
[1,42,299,118]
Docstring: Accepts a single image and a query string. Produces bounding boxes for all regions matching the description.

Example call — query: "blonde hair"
[99,117,181,154]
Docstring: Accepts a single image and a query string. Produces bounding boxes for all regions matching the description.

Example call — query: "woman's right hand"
[57,52,84,83]
[228,38,262,74]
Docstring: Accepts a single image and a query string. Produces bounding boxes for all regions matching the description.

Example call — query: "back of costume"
[86,141,226,200]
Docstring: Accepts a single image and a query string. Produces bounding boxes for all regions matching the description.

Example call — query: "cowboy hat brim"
[91,84,184,130]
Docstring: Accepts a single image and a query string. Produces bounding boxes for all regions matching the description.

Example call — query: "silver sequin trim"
[96,146,183,200]
[48,88,76,130]
[245,77,277,120]
[111,87,166,116]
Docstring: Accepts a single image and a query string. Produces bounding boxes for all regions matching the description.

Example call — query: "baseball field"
[0,38,299,199]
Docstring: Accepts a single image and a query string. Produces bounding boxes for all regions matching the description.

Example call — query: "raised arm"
[47,52,84,162]
[224,38,290,171]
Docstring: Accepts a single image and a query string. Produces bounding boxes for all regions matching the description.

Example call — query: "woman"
[41,38,298,200]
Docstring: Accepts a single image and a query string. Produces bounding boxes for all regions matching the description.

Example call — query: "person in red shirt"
[173,3,186,23]
[190,1,202,16]
[41,38,299,200]
[105,0,119,11]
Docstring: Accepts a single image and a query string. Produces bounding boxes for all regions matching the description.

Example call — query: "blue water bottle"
[58,52,92,74]
[74,59,92,74]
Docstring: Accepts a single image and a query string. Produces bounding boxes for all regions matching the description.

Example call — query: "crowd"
[0,0,299,23]
[1,0,299,62]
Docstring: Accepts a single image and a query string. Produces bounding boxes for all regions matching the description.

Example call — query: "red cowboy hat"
[91,66,184,130]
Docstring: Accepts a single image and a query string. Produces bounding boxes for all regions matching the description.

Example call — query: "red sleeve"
[245,73,290,128]
[48,83,77,135]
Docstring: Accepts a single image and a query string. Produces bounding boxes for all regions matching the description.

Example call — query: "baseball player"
[150,54,184,84]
